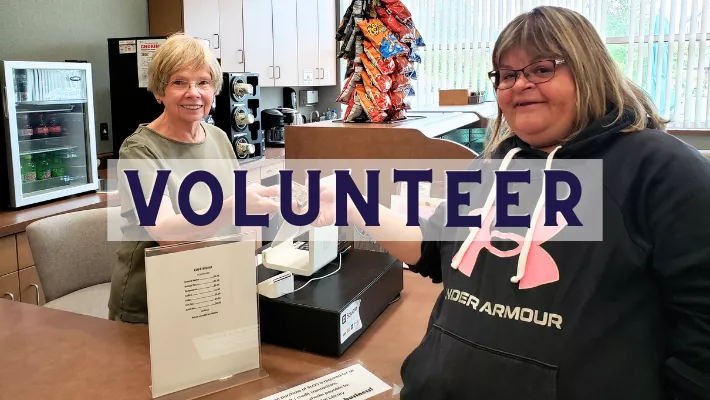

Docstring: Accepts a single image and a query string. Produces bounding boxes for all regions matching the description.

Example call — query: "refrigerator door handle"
[2,87,7,118]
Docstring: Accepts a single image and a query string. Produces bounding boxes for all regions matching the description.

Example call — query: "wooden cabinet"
[16,232,34,269]
[148,0,246,71]
[19,267,45,306]
[0,272,19,302]
[0,232,46,306]
[0,235,17,277]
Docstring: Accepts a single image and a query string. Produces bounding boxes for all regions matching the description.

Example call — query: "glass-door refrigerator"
[0,61,99,208]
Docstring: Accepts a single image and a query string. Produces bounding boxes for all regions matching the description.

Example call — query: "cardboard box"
[257,249,404,357]
[439,89,483,105]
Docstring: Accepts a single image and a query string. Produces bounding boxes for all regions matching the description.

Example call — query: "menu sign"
[145,239,260,398]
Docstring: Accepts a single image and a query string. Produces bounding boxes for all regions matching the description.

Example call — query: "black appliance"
[107,36,167,155]
[283,87,297,109]
[213,72,265,162]
[262,108,285,147]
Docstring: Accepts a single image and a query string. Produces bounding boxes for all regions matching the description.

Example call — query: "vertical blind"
[395,0,710,128]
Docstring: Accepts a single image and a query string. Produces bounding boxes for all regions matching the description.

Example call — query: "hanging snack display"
[336,0,426,122]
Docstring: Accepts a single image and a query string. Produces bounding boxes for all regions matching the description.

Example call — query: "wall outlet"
[100,123,109,141]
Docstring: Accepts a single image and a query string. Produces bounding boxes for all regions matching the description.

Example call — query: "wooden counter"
[0,270,441,400]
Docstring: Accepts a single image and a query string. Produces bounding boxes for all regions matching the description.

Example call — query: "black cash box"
[257,249,404,357]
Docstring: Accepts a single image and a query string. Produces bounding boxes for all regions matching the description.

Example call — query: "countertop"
[297,112,481,139]
[0,270,441,400]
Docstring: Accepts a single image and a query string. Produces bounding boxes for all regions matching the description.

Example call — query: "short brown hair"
[485,6,667,157]
[146,33,223,97]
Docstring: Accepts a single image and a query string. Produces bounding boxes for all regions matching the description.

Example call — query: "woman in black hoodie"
[312,5,710,399]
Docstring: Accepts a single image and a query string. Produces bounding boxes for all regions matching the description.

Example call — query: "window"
[400,0,709,128]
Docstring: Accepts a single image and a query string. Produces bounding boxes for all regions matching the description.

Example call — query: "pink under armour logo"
[453,206,567,289]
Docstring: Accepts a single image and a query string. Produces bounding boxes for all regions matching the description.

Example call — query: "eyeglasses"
[166,79,214,92]
[488,59,566,90]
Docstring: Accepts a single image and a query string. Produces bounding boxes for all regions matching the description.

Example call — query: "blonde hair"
[147,33,223,97]
[484,6,667,158]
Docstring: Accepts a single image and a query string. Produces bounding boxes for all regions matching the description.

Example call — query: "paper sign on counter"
[259,364,391,400]
[145,240,260,398]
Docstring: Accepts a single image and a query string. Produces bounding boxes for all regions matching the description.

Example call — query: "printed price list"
[184,266,222,319]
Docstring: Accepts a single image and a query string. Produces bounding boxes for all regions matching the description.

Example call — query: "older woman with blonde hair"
[310,6,710,399]
[108,33,281,324]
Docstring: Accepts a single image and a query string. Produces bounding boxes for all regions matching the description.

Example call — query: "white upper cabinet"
[243,0,276,86]
[317,0,337,86]
[272,0,300,87]
[149,0,337,88]
[295,0,337,87]
[218,0,245,73]
[297,0,320,86]
[183,0,222,59]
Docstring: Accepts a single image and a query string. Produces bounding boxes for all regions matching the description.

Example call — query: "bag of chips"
[408,49,422,63]
[375,7,415,43]
[337,1,354,41]
[389,90,407,109]
[363,40,395,75]
[362,53,393,92]
[384,1,413,24]
[390,73,409,91]
[393,55,413,73]
[355,85,388,122]
[387,108,408,121]
[357,19,409,59]
[361,69,392,111]
[337,70,362,104]
[344,86,365,122]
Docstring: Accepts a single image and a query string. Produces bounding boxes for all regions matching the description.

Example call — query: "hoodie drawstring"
[451,145,562,287]
[451,147,522,269]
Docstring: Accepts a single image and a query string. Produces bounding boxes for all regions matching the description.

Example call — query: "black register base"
[257,249,404,357]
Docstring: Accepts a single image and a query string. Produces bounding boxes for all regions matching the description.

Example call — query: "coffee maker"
[262,107,305,147]
[262,108,286,147]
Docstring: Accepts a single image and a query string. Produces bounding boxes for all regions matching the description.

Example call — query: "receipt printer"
[261,222,339,277]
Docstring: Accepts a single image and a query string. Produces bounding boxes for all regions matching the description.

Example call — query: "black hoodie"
[400,107,710,400]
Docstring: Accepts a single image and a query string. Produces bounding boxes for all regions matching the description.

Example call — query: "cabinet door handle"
[30,284,39,305]
[276,66,281,79]
[3,292,14,301]
[238,49,244,64]
[322,68,326,79]
[315,68,320,80]
[213,34,220,49]
[269,66,274,78]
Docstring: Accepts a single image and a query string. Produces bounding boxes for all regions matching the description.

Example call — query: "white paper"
[145,240,260,398]
[137,39,166,88]
[259,364,391,400]
[119,39,136,54]
[340,299,363,344]
[303,69,314,85]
